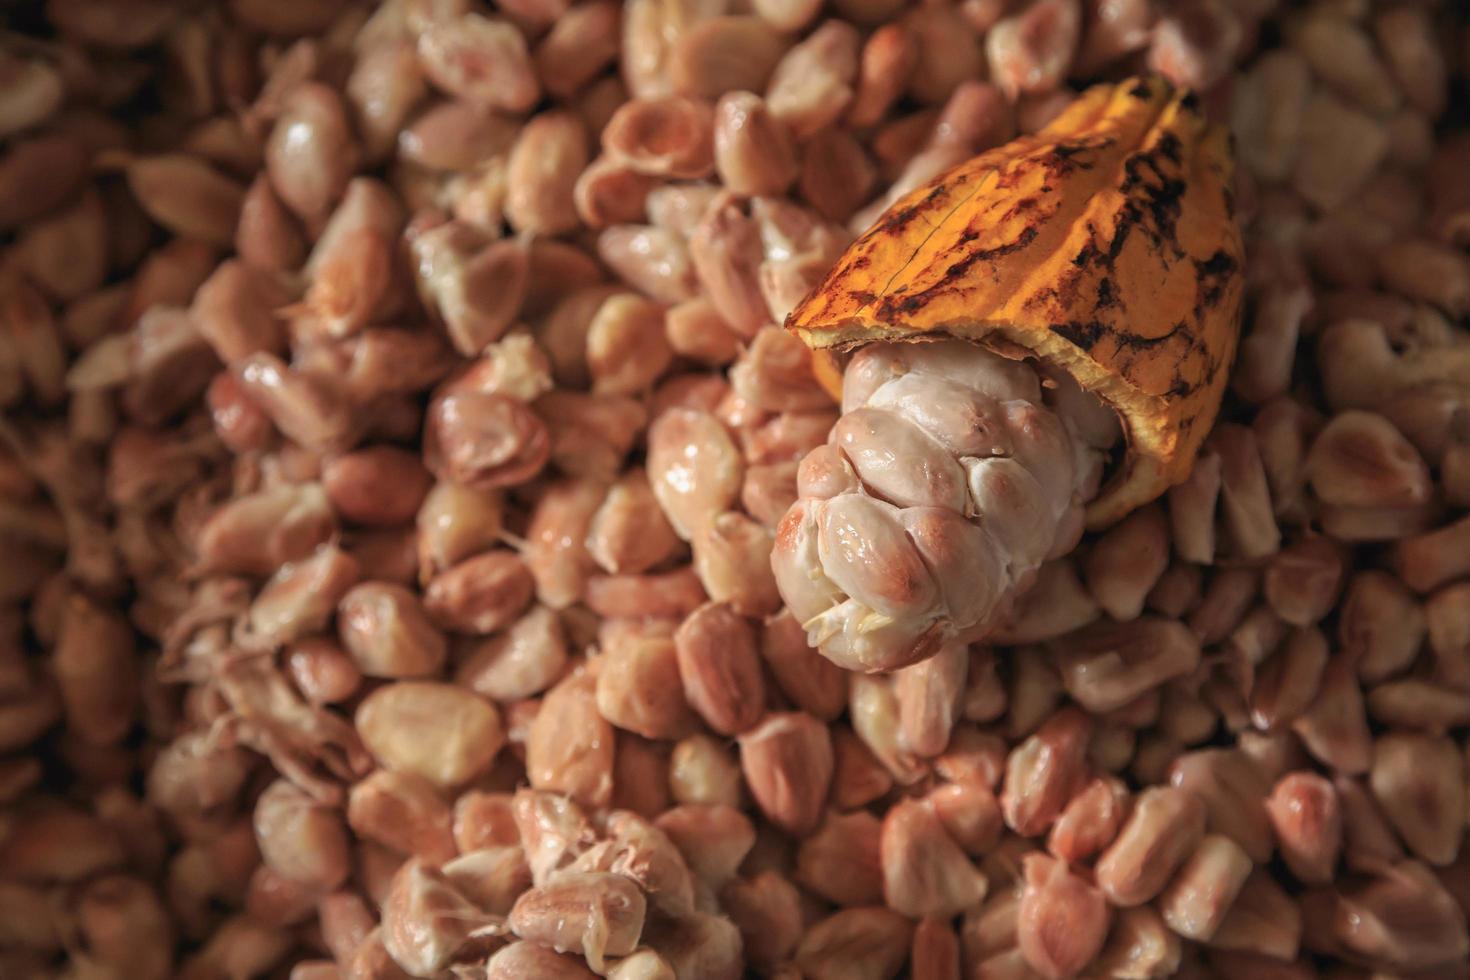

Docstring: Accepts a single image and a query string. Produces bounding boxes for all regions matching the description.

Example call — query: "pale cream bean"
[893,640,967,758]
[1049,618,1201,714]
[1074,0,1154,74]
[252,779,350,891]
[190,260,290,364]
[596,632,699,740]
[588,469,683,576]
[1265,771,1342,886]
[1168,749,1273,864]
[1305,410,1432,510]
[652,803,755,890]
[1168,446,1221,564]
[766,20,859,139]
[284,638,362,706]
[883,796,989,919]
[834,407,967,511]
[674,602,766,736]
[669,734,743,808]
[814,494,937,622]
[265,83,359,226]
[487,942,599,979]
[194,482,337,577]
[1324,861,1468,971]
[586,293,673,396]
[1262,537,1346,628]
[1017,853,1110,979]
[1147,0,1242,92]
[1346,567,1422,681]
[690,511,781,618]
[1047,776,1130,865]
[125,154,246,248]
[903,5,984,106]
[346,770,457,864]
[668,16,788,102]
[338,582,447,678]
[713,92,798,197]
[601,810,698,905]
[739,711,833,836]
[1292,651,1373,775]
[799,128,877,223]
[994,559,1101,645]
[647,407,744,540]
[639,185,714,239]
[244,544,361,649]
[526,666,614,809]
[830,725,896,811]
[1091,905,1180,980]
[441,846,532,916]
[720,872,803,972]
[408,224,529,357]
[795,908,913,980]
[597,224,700,304]
[1250,627,1329,733]
[510,872,646,972]
[1370,731,1465,866]
[535,0,621,99]
[456,606,568,703]
[505,111,588,237]
[574,155,660,230]
[603,96,716,180]
[1083,504,1170,622]
[398,101,520,173]
[688,194,771,337]
[418,14,539,113]
[232,352,359,453]
[986,0,1081,100]
[759,609,847,722]
[586,566,707,620]
[849,677,930,790]
[1205,873,1304,962]
[1213,424,1282,560]
[1158,834,1253,942]
[423,390,549,489]
[1095,786,1207,907]
[665,298,741,367]
[451,792,518,855]
[539,391,648,482]
[322,446,431,528]
[847,23,915,128]
[794,810,883,906]
[356,682,503,788]
[416,481,504,583]
[742,461,800,529]
[1000,707,1092,838]
[345,40,426,165]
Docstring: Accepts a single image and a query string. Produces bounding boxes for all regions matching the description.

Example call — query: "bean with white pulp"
[772,338,1119,671]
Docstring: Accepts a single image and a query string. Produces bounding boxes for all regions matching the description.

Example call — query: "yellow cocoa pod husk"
[787,76,1245,529]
